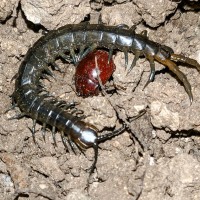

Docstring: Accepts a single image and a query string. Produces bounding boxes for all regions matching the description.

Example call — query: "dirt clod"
[0,0,200,200]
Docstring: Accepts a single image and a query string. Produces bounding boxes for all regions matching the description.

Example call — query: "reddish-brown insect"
[75,50,116,97]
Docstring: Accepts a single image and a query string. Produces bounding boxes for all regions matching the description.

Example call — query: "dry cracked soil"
[0,0,200,200]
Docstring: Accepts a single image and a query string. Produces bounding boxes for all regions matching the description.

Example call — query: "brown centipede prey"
[11,22,200,176]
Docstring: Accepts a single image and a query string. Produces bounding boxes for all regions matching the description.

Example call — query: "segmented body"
[75,50,116,97]
[13,23,200,174]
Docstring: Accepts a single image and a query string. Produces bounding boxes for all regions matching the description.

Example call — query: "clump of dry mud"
[0,0,200,200]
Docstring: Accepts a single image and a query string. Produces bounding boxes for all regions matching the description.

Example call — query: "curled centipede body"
[12,23,200,175]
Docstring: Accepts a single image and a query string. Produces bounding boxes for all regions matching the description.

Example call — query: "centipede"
[11,22,200,176]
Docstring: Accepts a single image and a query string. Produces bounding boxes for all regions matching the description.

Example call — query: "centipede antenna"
[129,109,146,122]
[90,142,98,174]
[96,109,146,143]
[85,142,99,190]
[96,124,126,143]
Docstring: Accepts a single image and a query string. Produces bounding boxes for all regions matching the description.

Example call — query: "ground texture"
[0,0,200,199]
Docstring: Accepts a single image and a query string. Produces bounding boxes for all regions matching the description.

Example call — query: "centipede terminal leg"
[171,54,200,71]
[156,58,193,104]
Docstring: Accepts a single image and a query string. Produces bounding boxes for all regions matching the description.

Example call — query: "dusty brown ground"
[0,0,200,200]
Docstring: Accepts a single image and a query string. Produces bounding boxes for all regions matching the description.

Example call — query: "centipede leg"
[108,48,113,64]
[124,51,128,69]
[140,30,148,37]
[54,100,70,108]
[80,43,97,60]
[41,74,52,82]
[143,55,156,89]
[50,61,62,72]
[8,113,25,120]
[63,102,78,110]
[127,50,140,74]
[52,126,57,146]
[68,139,77,154]
[156,58,193,103]
[130,25,136,32]
[70,48,77,64]
[41,123,46,141]
[32,119,37,144]
[78,46,85,60]
[61,132,69,151]
[4,103,17,113]
[59,52,72,63]
[117,24,129,29]
[11,73,19,82]
[43,67,56,79]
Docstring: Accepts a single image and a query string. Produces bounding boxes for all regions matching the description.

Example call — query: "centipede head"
[67,121,98,150]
